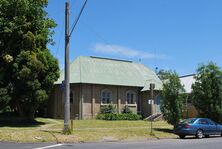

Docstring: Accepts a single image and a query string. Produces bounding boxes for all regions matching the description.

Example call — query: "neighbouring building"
[48,56,163,119]
[179,74,198,118]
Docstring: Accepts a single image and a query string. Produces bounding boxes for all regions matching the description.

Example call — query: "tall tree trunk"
[15,102,36,122]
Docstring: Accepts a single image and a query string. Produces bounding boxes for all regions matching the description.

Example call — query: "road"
[0,137,222,149]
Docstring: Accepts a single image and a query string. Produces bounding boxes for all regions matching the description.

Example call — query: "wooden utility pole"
[63,0,88,133]
[150,83,155,135]
[64,1,70,133]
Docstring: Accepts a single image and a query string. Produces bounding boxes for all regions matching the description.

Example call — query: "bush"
[0,106,12,114]
[96,113,142,120]
[122,105,133,114]
[100,104,117,114]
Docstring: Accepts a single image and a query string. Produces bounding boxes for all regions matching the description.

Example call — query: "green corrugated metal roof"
[55,56,162,90]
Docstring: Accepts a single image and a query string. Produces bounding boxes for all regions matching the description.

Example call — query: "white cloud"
[92,43,169,60]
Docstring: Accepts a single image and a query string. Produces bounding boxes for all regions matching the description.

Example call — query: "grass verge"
[0,117,177,143]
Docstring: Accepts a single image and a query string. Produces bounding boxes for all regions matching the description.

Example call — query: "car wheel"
[179,135,185,139]
[196,129,204,139]
[221,131,222,137]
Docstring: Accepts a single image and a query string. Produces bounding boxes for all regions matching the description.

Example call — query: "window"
[198,119,209,125]
[70,91,74,104]
[208,119,216,125]
[126,91,136,104]
[181,118,197,124]
[101,89,112,104]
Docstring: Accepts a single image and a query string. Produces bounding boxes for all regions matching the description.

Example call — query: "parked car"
[174,118,222,139]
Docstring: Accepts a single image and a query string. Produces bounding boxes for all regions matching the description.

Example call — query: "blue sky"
[46,0,222,76]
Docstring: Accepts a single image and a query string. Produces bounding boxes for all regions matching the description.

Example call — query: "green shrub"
[122,105,133,114]
[100,104,117,114]
[96,113,142,120]
[95,113,105,120]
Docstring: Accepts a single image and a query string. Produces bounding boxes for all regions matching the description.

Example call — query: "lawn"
[0,117,177,143]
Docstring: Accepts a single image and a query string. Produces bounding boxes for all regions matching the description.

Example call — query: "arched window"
[101,89,112,104]
[126,90,136,104]
[70,91,74,104]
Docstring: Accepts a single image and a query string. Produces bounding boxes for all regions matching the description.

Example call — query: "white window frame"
[126,90,137,105]
[101,89,112,105]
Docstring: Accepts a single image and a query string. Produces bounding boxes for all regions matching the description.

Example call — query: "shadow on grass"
[154,128,174,133]
[0,113,45,127]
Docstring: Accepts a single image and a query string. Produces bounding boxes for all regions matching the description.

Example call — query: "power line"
[81,19,133,59]
[55,20,65,58]
[69,0,88,37]
[69,0,78,15]
[81,20,108,43]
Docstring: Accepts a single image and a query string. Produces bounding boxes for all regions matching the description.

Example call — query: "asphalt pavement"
[1,137,222,149]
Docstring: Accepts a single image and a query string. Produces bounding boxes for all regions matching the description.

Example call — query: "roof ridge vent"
[90,56,132,63]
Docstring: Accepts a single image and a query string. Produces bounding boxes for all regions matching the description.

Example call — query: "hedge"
[96,113,142,120]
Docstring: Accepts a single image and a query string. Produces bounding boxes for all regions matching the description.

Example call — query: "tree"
[159,70,186,127]
[0,0,59,120]
[0,87,11,111]
[192,62,222,123]
[157,69,172,81]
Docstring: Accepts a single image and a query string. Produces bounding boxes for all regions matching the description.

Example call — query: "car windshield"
[181,118,197,124]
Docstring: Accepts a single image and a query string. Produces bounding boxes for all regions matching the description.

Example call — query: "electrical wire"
[81,19,131,60]
[69,0,88,37]
[55,20,65,58]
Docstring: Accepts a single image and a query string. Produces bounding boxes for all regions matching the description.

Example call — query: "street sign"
[60,80,65,90]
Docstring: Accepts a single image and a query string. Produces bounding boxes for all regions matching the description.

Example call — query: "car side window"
[198,119,209,125]
[207,119,216,125]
